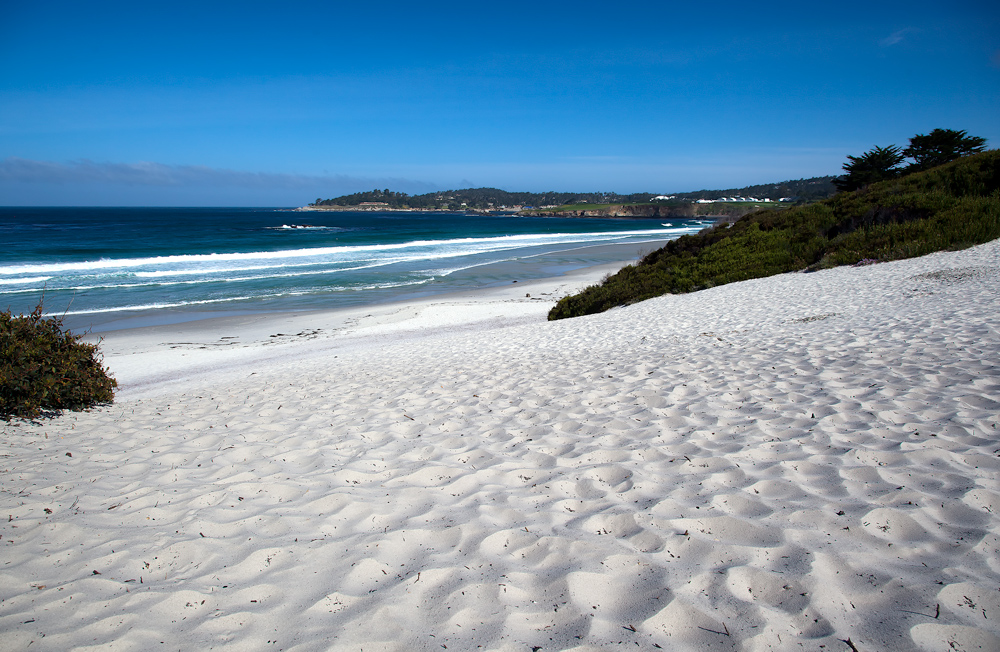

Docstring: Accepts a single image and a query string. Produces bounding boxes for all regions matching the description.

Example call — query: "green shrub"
[1,304,117,420]
[550,150,1000,320]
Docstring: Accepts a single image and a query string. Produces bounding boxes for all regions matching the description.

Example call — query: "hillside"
[549,150,1000,319]
[310,188,653,211]
[308,175,838,212]
[670,176,838,202]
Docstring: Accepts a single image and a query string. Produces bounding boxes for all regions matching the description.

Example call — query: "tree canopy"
[833,145,905,192]
[903,128,988,173]
[835,129,988,192]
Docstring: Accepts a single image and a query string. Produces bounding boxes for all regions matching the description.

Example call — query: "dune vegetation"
[1,304,117,420]
[549,148,1000,320]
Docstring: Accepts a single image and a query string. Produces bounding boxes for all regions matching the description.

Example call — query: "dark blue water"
[1,207,704,332]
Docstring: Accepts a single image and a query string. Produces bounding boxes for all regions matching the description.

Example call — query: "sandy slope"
[2,242,999,651]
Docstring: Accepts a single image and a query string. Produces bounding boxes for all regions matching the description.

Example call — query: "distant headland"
[298,177,838,218]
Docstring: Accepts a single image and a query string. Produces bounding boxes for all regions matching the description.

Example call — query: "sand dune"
[2,242,998,651]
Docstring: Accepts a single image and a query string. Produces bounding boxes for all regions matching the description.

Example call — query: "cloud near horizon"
[0,157,440,195]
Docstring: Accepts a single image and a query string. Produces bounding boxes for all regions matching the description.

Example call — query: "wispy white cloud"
[0,157,439,194]
[880,27,919,47]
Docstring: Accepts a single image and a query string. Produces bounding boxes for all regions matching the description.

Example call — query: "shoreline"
[68,238,670,335]
[85,249,641,399]
[5,239,999,651]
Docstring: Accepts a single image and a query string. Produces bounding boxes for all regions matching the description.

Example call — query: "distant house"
[696,196,772,204]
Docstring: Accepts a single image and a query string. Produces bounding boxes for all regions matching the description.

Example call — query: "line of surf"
[0,227,693,276]
[57,278,435,316]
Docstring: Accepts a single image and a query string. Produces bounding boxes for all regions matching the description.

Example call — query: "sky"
[1,0,998,206]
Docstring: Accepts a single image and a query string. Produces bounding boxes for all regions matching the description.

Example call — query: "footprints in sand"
[581,464,633,491]
[861,507,931,542]
[165,329,327,351]
[4,241,1000,650]
[911,623,1000,652]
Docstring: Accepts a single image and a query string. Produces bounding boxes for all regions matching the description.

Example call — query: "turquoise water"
[1,207,704,332]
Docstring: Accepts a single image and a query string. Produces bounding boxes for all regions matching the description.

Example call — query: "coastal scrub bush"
[1,304,116,420]
[549,149,1000,319]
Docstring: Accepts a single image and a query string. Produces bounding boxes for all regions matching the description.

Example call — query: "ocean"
[1,207,705,333]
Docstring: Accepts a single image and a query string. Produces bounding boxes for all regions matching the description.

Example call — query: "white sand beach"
[2,242,999,651]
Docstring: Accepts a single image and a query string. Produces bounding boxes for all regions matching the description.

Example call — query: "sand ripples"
[3,242,1000,650]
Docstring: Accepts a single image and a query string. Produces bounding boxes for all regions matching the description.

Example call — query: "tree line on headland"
[312,188,652,211]
[549,129,996,319]
[310,178,839,212]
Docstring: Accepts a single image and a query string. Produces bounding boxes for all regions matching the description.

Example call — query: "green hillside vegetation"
[548,149,1000,320]
[310,175,838,212]
[670,176,837,202]
[312,188,655,211]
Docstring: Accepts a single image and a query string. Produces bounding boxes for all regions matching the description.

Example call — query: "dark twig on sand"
[841,637,861,652]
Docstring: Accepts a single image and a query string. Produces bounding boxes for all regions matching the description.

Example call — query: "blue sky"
[1,0,998,205]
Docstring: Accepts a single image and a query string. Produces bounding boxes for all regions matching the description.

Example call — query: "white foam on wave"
[56,294,268,316]
[269,224,343,231]
[2,261,409,295]
[428,257,520,279]
[0,276,51,286]
[130,257,406,279]
[56,277,435,316]
[0,227,691,276]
